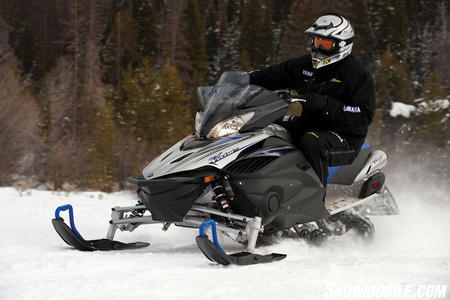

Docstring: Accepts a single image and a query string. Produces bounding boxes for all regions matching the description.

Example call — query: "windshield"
[199,72,257,137]
[204,71,250,111]
[198,71,284,138]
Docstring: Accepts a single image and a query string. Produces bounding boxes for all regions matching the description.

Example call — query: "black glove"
[300,93,328,112]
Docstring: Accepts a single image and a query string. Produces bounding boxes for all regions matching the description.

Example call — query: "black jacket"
[249,54,375,141]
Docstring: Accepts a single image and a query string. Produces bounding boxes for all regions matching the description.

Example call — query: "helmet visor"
[312,36,335,51]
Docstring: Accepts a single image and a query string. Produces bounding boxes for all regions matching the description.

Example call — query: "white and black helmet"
[305,13,354,69]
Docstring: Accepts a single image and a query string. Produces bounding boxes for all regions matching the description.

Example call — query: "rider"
[249,13,375,187]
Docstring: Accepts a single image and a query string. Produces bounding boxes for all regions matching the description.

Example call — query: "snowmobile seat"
[327,143,371,185]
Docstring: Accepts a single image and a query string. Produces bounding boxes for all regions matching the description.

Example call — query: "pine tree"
[203,1,220,81]
[239,0,274,69]
[373,46,413,109]
[367,0,408,57]
[86,102,119,192]
[155,59,192,149]
[346,0,372,64]
[432,1,450,89]
[14,23,43,87]
[111,58,191,151]
[423,72,446,101]
[183,0,209,113]
[239,49,251,70]
[183,0,208,85]
[372,46,415,150]
[133,0,157,60]
[277,0,319,61]
[269,0,296,62]
[101,8,139,85]
[212,0,242,74]
[404,0,441,89]
[120,58,158,141]
[366,103,385,146]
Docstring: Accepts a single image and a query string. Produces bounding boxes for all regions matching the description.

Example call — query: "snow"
[390,102,416,118]
[437,99,449,110]
[417,99,450,113]
[391,98,449,119]
[1,182,449,300]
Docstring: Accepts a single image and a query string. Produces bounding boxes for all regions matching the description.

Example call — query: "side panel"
[226,150,329,228]
[328,147,372,185]
[354,150,388,182]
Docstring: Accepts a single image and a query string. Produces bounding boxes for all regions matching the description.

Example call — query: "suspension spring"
[212,184,231,212]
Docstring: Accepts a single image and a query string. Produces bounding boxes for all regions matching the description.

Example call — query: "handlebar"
[274,90,306,104]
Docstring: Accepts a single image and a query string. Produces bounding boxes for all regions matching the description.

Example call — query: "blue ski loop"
[199,219,225,253]
[55,204,84,240]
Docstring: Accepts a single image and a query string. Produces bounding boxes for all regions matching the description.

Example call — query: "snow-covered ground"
[1,178,449,300]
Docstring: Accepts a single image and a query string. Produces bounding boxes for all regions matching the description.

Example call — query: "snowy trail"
[1,185,449,300]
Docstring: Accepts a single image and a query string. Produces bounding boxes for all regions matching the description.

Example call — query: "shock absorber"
[212,181,232,213]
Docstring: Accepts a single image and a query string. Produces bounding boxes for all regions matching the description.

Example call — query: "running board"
[52,204,150,251]
[327,193,381,215]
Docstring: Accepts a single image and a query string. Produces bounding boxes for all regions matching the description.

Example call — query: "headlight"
[195,111,203,135]
[207,116,244,139]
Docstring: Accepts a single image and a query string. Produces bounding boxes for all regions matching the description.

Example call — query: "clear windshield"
[198,71,283,137]
[204,71,258,112]
[217,71,250,86]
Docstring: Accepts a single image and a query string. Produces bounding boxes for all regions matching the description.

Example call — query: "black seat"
[327,143,371,185]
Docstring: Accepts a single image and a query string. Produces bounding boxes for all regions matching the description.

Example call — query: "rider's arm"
[249,56,308,90]
[325,71,376,134]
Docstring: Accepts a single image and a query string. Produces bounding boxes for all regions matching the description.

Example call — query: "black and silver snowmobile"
[52,71,398,266]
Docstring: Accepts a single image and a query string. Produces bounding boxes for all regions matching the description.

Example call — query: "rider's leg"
[297,131,358,185]
[274,116,306,136]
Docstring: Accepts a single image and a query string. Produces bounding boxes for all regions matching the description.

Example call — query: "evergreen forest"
[0,0,448,191]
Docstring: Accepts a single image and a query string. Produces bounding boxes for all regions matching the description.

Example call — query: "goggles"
[311,36,336,51]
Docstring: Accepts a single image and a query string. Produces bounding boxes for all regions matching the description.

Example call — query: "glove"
[300,93,328,112]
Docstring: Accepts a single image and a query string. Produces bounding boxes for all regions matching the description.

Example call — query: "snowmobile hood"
[142,125,291,180]
[143,133,262,179]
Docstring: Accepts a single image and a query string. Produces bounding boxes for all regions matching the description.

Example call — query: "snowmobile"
[52,71,398,266]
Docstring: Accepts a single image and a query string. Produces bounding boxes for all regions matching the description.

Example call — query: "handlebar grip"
[290,98,307,103]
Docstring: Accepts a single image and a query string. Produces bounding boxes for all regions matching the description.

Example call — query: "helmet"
[305,14,354,69]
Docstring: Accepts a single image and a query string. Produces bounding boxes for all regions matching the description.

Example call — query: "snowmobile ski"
[52,204,150,251]
[195,220,286,266]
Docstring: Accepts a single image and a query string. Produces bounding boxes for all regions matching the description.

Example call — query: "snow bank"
[390,102,416,118]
